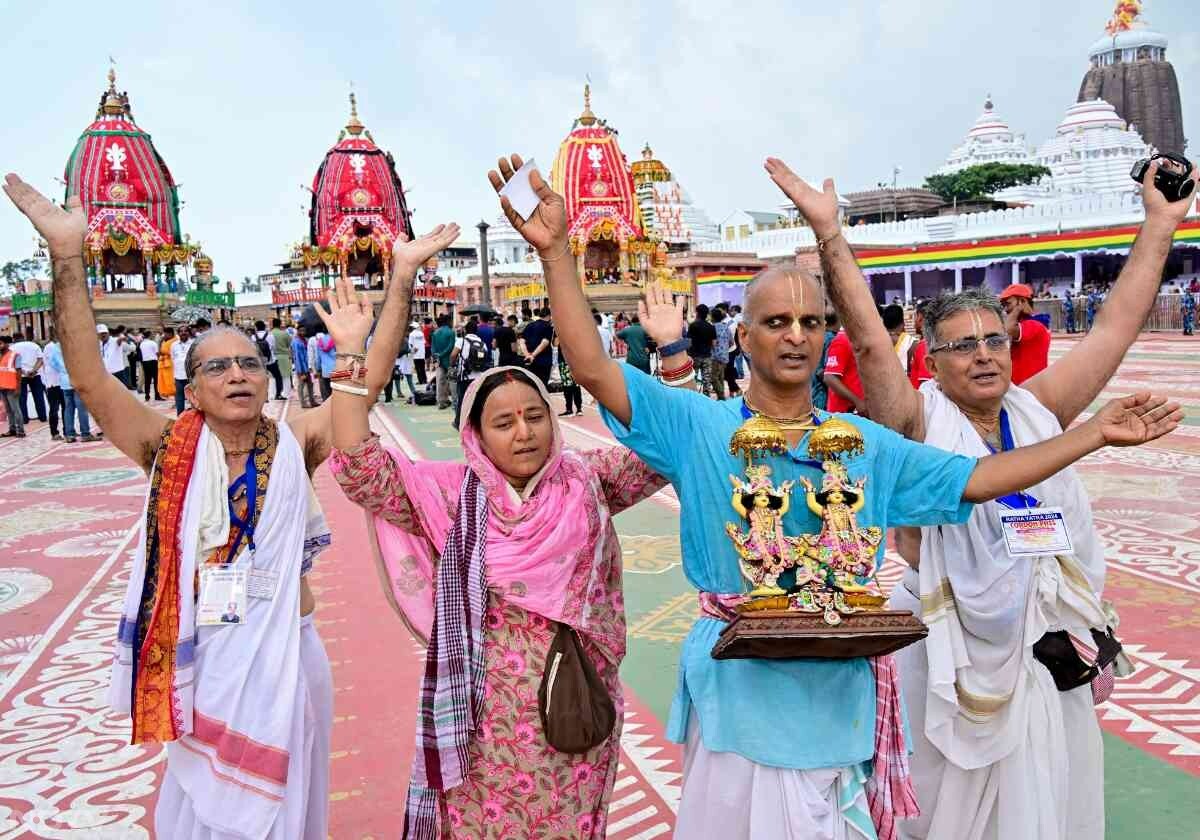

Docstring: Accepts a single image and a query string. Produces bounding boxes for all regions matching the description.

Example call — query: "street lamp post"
[891,166,901,223]
[477,220,491,308]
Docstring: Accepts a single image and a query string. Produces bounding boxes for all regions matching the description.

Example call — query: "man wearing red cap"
[999,283,1050,384]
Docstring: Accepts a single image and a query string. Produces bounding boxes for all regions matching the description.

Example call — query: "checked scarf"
[403,471,489,840]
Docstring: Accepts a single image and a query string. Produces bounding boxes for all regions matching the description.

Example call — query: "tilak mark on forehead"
[969,310,984,337]
[790,275,805,341]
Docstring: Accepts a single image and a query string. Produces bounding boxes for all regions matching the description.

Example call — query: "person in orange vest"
[0,335,23,437]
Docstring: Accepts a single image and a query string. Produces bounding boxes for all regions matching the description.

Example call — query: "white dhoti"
[894,384,1112,840]
[111,420,334,840]
[157,614,334,839]
[891,572,1103,840]
[674,712,874,840]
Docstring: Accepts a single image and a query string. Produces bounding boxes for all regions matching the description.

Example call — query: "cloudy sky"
[2,0,1197,281]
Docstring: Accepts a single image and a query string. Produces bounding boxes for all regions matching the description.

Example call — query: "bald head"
[737,267,827,391]
[742,267,824,322]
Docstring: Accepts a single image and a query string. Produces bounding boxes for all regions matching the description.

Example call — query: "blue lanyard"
[225,451,257,564]
[740,399,825,469]
[984,409,1039,510]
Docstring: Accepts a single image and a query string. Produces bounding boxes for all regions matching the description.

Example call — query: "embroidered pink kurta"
[330,436,664,838]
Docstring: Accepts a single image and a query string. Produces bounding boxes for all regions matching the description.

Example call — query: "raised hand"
[1090,392,1183,447]
[391,223,461,281]
[315,275,374,353]
[638,281,686,345]
[487,154,568,256]
[3,174,86,255]
[1141,159,1199,227]
[763,158,840,240]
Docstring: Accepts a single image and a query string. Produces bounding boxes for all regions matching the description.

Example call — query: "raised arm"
[488,155,628,422]
[290,226,459,473]
[1024,162,1199,428]
[764,158,923,438]
[3,174,167,470]
[962,392,1181,502]
[579,446,667,515]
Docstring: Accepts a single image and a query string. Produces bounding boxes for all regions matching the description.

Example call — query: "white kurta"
[893,384,1109,840]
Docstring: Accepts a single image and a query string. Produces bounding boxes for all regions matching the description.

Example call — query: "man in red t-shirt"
[823,330,865,413]
[908,303,933,389]
[999,283,1051,385]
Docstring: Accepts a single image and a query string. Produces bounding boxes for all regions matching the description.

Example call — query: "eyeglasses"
[929,335,1010,356]
[190,355,266,378]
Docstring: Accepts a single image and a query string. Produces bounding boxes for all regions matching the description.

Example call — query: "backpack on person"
[461,334,490,376]
[254,332,272,361]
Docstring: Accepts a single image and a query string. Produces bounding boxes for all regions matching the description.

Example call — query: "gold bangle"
[538,240,572,263]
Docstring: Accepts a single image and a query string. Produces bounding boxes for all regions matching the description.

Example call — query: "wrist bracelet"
[330,381,370,396]
[657,337,691,357]
[816,230,843,252]
[660,359,695,380]
[330,367,368,382]
[335,351,367,362]
[538,240,572,263]
[664,371,695,388]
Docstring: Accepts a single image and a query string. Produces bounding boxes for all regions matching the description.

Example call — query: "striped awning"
[856,219,1200,273]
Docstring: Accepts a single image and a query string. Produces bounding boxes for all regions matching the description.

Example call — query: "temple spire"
[578,83,597,127]
[99,63,128,118]
[346,91,365,137]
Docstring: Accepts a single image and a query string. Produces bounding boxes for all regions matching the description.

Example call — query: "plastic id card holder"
[498,157,541,221]
[197,566,248,626]
[999,506,1074,557]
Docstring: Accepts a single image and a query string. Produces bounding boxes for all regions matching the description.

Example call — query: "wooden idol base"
[710,609,928,660]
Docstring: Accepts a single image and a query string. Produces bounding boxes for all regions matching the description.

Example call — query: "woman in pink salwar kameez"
[318,276,677,839]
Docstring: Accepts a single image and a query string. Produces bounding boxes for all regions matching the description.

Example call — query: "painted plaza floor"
[0,333,1196,837]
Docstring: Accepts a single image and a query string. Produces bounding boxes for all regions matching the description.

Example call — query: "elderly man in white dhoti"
[2,172,458,839]
[766,157,1195,840]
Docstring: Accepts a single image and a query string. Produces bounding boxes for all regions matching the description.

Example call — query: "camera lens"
[1181,179,1196,199]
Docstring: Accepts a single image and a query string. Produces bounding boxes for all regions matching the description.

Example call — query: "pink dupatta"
[367,366,621,655]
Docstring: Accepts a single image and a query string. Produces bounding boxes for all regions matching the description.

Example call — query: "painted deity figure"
[797,461,883,595]
[725,464,796,595]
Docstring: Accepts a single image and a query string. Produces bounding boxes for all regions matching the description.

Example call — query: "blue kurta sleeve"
[599,364,710,483]
[877,424,978,526]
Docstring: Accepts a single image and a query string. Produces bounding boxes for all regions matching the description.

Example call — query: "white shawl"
[915,383,1108,769]
[110,421,329,840]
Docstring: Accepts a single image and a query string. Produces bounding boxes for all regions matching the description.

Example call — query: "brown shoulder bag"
[538,622,616,754]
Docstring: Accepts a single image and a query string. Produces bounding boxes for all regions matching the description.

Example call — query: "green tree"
[924,163,1052,203]
[0,258,43,290]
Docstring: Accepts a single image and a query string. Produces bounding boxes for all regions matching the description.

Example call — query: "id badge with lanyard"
[197,451,274,625]
[987,409,1075,557]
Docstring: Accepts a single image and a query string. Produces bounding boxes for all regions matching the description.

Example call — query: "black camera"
[1130,152,1195,202]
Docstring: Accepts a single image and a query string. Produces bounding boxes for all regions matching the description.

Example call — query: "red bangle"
[330,368,367,382]
[660,360,694,379]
